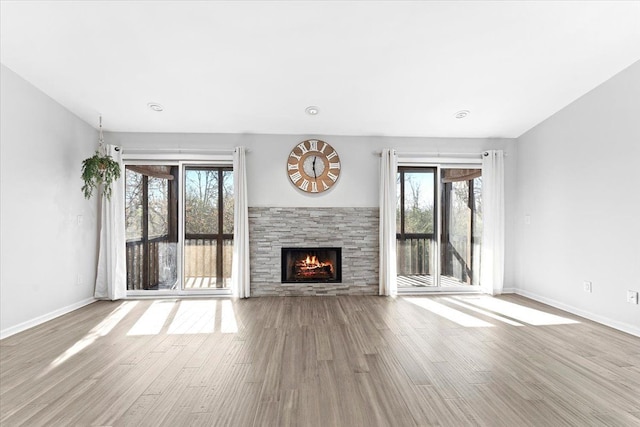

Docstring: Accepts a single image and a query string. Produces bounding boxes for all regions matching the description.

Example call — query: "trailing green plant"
[81,150,121,200]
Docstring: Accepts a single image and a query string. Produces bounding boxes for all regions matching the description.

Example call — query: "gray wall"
[1,65,99,336]
[515,60,640,335]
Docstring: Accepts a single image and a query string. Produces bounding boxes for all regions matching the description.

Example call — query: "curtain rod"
[372,150,506,157]
[121,147,249,154]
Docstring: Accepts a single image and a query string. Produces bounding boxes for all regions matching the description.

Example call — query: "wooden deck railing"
[126,235,170,290]
[126,236,233,290]
[184,237,233,288]
[396,234,475,284]
[396,234,434,276]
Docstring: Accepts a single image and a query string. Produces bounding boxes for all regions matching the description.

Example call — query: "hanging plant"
[81,151,120,200]
[81,116,121,200]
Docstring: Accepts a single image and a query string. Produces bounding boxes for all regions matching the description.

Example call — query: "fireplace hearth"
[281,247,342,283]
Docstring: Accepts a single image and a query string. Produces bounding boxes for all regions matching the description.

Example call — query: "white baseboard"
[0,297,96,340]
[513,289,640,338]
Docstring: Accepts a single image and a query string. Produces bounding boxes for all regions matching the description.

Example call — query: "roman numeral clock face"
[287,139,341,194]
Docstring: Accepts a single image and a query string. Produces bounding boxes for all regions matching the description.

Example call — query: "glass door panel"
[396,168,437,289]
[184,167,233,289]
[125,165,178,290]
[440,168,482,287]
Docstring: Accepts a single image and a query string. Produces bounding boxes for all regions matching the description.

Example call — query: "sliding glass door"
[124,162,233,294]
[397,165,482,292]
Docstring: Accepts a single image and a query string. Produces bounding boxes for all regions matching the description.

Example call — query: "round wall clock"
[287,139,341,194]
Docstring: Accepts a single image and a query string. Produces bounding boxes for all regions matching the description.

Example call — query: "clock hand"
[312,156,317,179]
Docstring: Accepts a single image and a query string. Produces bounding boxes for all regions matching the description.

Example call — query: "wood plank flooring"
[1,294,639,426]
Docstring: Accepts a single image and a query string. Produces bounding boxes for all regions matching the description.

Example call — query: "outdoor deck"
[184,277,230,289]
[397,274,476,288]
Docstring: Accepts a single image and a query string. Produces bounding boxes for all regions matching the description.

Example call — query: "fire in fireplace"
[281,247,342,283]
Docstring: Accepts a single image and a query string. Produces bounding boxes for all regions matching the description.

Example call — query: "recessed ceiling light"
[147,102,164,112]
[455,110,470,119]
[305,106,319,116]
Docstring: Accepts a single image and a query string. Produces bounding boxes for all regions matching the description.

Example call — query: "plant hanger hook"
[98,115,106,155]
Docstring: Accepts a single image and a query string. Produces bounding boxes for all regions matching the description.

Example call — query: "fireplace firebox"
[281,247,342,283]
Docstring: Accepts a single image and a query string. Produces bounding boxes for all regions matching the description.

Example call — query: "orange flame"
[305,255,320,266]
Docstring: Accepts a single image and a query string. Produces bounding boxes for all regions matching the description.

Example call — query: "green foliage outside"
[124,170,170,240]
[396,169,483,281]
[184,169,234,235]
[125,167,234,241]
[396,172,434,235]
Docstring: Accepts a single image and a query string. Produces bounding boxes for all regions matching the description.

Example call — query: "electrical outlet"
[627,291,639,304]
[583,281,592,293]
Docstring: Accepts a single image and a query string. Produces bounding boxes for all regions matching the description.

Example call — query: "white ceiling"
[2,1,640,138]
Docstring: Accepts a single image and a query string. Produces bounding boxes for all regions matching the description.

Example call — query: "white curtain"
[379,149,398,296]
[95,145,127,300]
[480,150,505,295]
[232,146,250,298]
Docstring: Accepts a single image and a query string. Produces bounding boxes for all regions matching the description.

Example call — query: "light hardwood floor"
[1,294,639,426]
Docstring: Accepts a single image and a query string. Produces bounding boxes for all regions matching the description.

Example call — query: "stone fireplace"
[248,207,378,296]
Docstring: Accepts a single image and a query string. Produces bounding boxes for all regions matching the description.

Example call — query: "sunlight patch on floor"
[168,300,216,334]
[406,297,494,327]
[442,297,524,326]
[126,299,238,336]
[220,300,238,334]
[456,296,580,326]
[127,300,175,336]
[45,301,138,374]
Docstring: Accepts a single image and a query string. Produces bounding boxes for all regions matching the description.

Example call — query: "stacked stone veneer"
[249,207,379,296]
